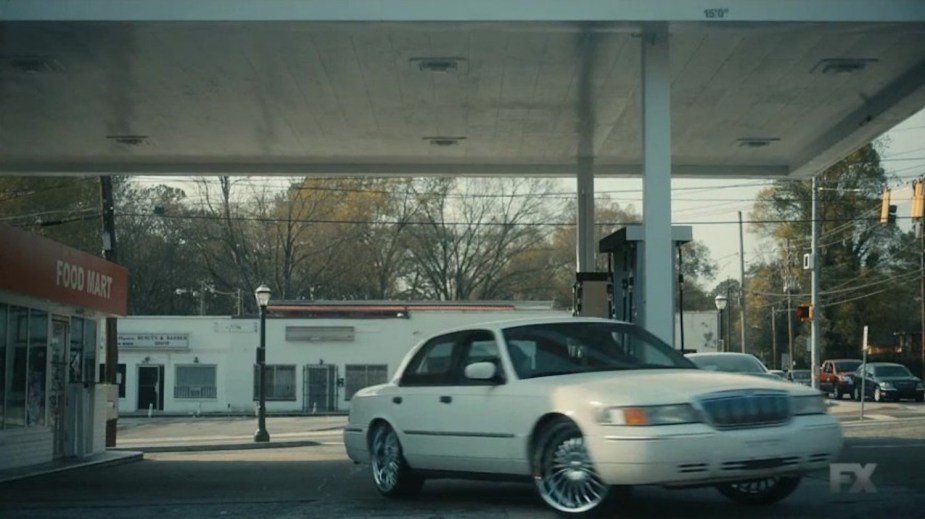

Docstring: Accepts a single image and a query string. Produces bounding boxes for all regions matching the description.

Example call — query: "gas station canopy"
[2,1,925,179]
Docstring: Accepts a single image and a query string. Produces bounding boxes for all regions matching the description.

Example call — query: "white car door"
[393,332,461,470]
[440,330,526,474]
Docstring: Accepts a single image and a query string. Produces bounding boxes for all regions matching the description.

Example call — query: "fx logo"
[829,463,877,493]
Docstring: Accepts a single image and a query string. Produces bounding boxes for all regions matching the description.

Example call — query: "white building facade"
[116,303,568,415]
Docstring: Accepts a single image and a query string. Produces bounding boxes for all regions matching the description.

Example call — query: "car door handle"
[439,395,452,404]
[392,396,402,404]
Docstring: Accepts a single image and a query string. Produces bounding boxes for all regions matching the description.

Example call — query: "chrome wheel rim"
[371,427,400,491]
[535,435,607,513]
[728,477,780,495]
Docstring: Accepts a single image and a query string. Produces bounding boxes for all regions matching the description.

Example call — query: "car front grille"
[697,390,791,429]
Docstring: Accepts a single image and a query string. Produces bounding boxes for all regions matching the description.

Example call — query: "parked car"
[769,369,787,380]
[345,317,842,517]
[685,352,782,381]
[788,369,812,387]
[819,359,862,400]
[850,362,924,402]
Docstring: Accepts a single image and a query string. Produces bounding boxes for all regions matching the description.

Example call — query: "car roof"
[866,362,905,367]
[420,316,628,336]
[685,352,756,358]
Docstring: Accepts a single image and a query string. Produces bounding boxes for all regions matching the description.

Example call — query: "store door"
[137,365,164,412]
[303,364,336,412]
[49,320,69,458]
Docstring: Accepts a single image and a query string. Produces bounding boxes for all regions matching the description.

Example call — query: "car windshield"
[502,322,696,379]
[791,370,811,380]
[835,360,861,372]
[687,354,767,374]
[873,365,913,378]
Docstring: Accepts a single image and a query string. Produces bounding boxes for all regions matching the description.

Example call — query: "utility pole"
[810,177,821,389]
[771,307,777,369]
[915,178,925,381]
[100,176,119,447]
[738,211,747,354]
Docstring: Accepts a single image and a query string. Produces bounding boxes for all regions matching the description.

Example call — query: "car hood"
[519,368,816,406]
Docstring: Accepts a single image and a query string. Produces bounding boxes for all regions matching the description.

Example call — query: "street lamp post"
[254,284,271,443]
[714,294,728,352]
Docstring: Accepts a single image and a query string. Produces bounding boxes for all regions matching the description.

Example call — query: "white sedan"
[344,317,842,517]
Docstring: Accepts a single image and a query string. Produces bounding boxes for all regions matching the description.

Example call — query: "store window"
[26,310,48,426]
[344,364,388,400]
[81,319,97,384]
[252,365,296,401]
[5,306,28,428]
[0,304,6,429]
[174,365,217,399]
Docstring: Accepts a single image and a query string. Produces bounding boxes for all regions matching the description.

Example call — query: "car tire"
[532,418,626,517]
[369,422,423,499]
[874,387,883,403]
[715,476,802,505]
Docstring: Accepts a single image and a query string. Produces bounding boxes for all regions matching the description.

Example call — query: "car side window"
[459,330,503,385]
[823,363,832,373]
[400,333,459,386]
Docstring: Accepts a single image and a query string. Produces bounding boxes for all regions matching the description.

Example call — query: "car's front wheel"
[874,387,884,402]
[369,422,423,498]
[715,476,802,505]
[532,418,626,517]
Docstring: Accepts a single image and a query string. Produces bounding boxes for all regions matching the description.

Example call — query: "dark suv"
[820,359,862,399]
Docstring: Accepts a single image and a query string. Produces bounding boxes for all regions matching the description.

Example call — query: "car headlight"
[880,382,895,390]
[792,394,826,415]
[595,404,701,426]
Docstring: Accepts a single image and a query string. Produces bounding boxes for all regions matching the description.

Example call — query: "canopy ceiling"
[2,2,925,179]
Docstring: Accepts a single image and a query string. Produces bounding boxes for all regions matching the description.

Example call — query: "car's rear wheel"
[532,418,625,517]
[715,476,802,505]
[369,423,423,498]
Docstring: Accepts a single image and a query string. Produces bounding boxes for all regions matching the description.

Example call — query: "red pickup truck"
[819,359,862,399]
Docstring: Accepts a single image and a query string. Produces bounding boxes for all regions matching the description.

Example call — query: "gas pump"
[573,225,692,326]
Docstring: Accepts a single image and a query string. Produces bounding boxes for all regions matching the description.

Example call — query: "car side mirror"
[465,361,499,381]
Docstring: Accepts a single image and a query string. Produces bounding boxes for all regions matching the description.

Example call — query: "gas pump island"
[573,225,693,329]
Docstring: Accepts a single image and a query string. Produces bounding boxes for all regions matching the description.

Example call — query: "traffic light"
[912,179,925,221]
[879,188,897,224]
[795,304,813,322]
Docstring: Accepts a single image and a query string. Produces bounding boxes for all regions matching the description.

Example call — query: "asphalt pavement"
[0,398,921,485]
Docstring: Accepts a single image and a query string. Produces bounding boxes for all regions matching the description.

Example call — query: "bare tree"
[402,177,557,300]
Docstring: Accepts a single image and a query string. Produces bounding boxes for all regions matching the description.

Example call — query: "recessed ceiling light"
[424,136,466,147]
[737,137,780,148]
[106,135,149,146]
[411,57,466,73]
[812,58,878,75]
[3,56,64,74]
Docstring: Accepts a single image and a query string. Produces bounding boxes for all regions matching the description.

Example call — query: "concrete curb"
[111,439,323,453]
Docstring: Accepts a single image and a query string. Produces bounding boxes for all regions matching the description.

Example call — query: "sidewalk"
[0,415,348,484]
[113,414,349,452]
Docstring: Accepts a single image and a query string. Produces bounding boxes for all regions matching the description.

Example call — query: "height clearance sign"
[0,223,128,315]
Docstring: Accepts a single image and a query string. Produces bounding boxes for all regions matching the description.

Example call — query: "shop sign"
[118,333,190,350]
